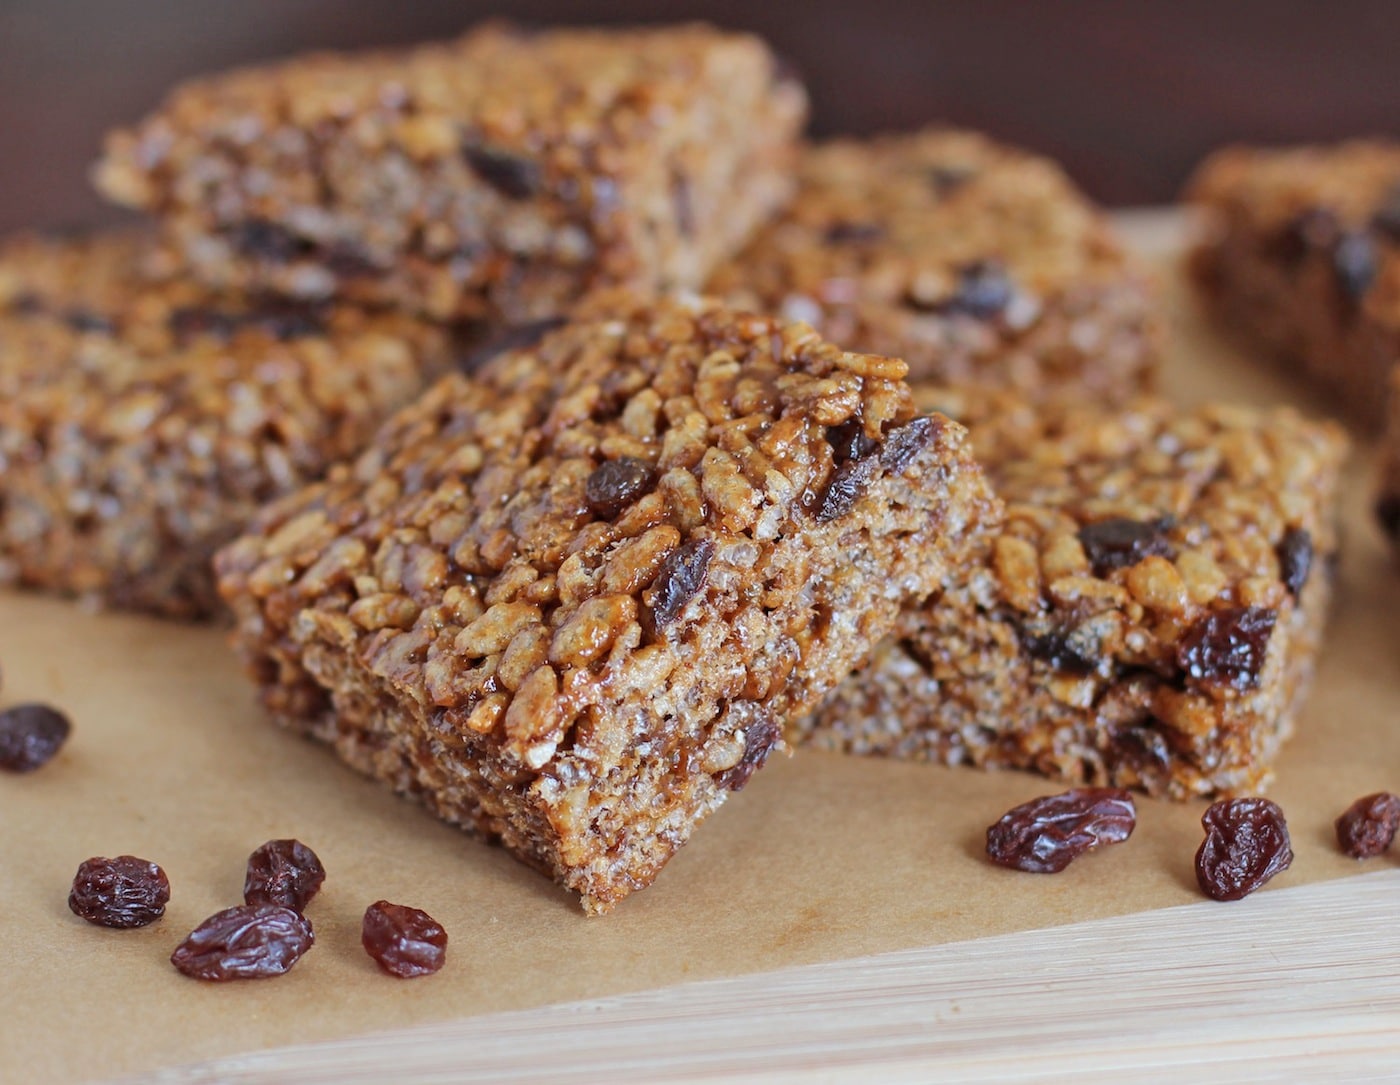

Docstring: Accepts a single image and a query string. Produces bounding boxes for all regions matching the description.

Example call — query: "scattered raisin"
[1195,797,1293,901]
[985,788,1137,873]
[0,703,72,773]
[1376,495,1400,542]
[825,419,878,465]
[813,448,882,522]
[1335,792,1400,859]
[362,900,448,978]
[458,316,566,372]
[941,261,1013,319]
[715,708,782,792]
[643,537,714,636]
[68,855,170,928]
[880,416,937,475]
[244,839,326,912]
[1177,606,1277,691]
[171,905,314,981]
[1275,527,1313,597]
[462,143,541,200]
[1022,626,1098,675]
[1373,184,1400,241]
[585,457,657,520]
[823,221,885,245]
[1332,231,1378,302]
[1078,517,1175,575]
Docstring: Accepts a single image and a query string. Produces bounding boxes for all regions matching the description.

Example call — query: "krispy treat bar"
[1381,366,1400,549]
[800,392,1348,799]
[0,231,453,617]
[95,22,807,324]
[706,129,1159,398]
[1186,140,1400,429]
[215,295,998,913]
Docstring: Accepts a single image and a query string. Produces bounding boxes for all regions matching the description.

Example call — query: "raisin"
[941,261,1014,319]
[823,221,885,245]
[463,143,541,200]
[170,304,324,342]
[68,855,170,928]
[1333,231,1378,302]
[825,419,878,465]
[715,709,782,792]
[1275,527,1313,597]
[1373,183,1400,241]
[0,703,71,773]
[1177,606,1277,691]
[813,455,880,522]
[232,219,309,262]
[1376,495,1400,542]
[1195,797,1293,901]
[171,904,314,981]
[362,900,447,978]
[880,416,937,475]
[1022,627,1098,675]
[585,457,657,520]
[985,788,1136,873]
[244,839,326,912]
[458,317,567,372]
[63,308,115,334]
[642,537,714,636]
[1335,792,1400,859]
[1078,516,1175,575]
[1107,723,1174,778]
[1269,207,1341,264]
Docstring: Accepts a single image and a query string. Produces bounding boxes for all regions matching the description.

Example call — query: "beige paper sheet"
[3,218,1399,1085]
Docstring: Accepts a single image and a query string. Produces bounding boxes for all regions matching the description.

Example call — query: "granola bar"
[214,295,999,913]
[0,231,453,617]
[1186,140,1400,429]
[799,391,1348,799]
[706,129,1159,397]
[94,23,807,324]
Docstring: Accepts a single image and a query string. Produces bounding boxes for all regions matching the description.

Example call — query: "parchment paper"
[3,215,1398,1085]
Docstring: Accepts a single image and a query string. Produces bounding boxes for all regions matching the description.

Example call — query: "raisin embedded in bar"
[95,23,808,324]
[215,294,1001,913]
[707,128,1160,401]
[798,390,1348,800]
[1185,140,1400,430]
[0,232,454,618]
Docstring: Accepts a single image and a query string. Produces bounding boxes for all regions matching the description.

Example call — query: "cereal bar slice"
[0,231,453,617]
[799,392,1348,799]
[1186,140,1400,430]
[95,23,807,324]
[707,128,1159,399]
[215,295,999,913]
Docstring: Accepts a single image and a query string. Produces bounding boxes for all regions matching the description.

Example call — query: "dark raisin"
[715,709,782,792]
[941,261,1014,319]
[1022,627,1098,675]
[457,317,567,372]
[232,219,308,262]
[928,164,976,194]
[362,900,447,978]
[63,308,115,334]
[244,839,326,912]
[463,143,541,200]
[1195,796,1292,901]
[68,855,170,928]
[1078,516,1175,575]
[823,221,885,245]
[585,457,657,520]
[171,905,314,981]
[880,416,938,475]
[1376,495,1400,541]
[0,703,71,773]
[826,419,879,465]
[671,173,696,238]
[985,788,1137,874]
[813,455,881,522]
[1177,606,1277,691]
[1269,207,1341,264]
[1335,792,1400,859]
[1333,231,1378,302]
[643,537,714,636]
[1275,527,1313,597]
[1107,723,1174,777]
[1373,183,1400,241]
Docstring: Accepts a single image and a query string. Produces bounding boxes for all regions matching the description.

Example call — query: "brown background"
[1,0,1397,232]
